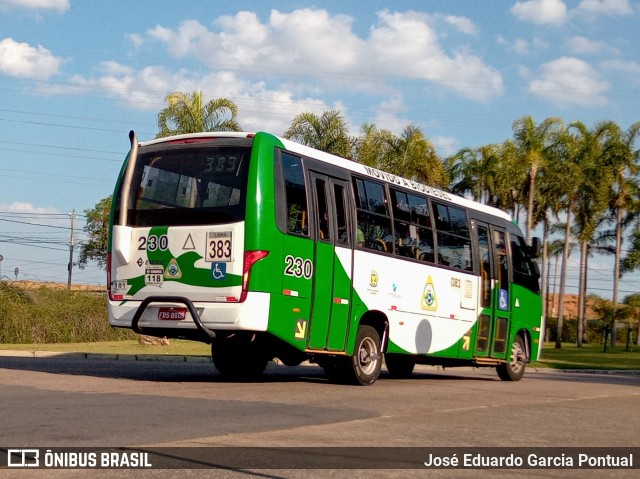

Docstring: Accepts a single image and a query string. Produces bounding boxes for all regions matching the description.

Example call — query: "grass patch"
[533,342,640,370]
[0,339,210,356]
[0,282,134,343]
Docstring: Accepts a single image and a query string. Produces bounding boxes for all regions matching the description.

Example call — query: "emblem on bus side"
[164,258,182,279]
[370,271,378,287]
[421,275,438,311]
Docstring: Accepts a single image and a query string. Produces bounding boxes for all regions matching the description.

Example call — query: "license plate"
[158,308,187,320]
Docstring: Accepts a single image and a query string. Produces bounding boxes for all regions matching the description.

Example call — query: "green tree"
[591,295,631,350]
[78,196,112,270]
[551,126,583,349]
[512,116,563,245]
[157,91,241,138]
[570,121,613,346]
[284,110,353,159]
[357,124,446,187]
[447,144,500,204]
[601,121,640,340]
[622,293,640,346]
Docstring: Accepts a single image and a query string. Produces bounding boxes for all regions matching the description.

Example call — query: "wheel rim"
[357,336,379,375]
[509,340,525,374]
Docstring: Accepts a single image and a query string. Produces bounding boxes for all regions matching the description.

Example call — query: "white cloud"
[528,57,609,106]
[0,202,59,214]
[0,38,62,79]
[601,59,640,75]
[443,15,478,34]
[0,0,69,12]
[511,0,568,25]
[432,136,459,157]
[601,59,640,86]
[143,9,503,102]
[575,0,633,16]
[566,36,619,55]
[66,62,336,135]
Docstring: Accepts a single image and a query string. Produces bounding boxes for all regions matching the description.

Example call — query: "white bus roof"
[138,131,513,223]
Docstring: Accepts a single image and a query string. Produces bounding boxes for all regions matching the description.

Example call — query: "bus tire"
[496,335,526,381]
[347,325,382,385]
[211,337,268,380]
[385,353,416,378]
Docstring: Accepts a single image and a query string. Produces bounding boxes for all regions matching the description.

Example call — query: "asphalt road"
[0,355,638,479]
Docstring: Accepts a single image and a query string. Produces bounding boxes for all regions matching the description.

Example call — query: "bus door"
[474,222,511,359]
[307,172,353,351]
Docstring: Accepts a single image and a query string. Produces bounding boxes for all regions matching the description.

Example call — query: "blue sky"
[0,0,638,296]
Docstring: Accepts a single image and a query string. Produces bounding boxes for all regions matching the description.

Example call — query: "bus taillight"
[106,252,113,300]
[107,252,124,301]
[239,250,269,302]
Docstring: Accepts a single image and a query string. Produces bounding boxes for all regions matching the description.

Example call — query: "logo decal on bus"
[421,275,438,311]
[164,258,182,279]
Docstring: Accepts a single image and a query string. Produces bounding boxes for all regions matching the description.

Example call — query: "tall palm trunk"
[612,207,624,347]
[577,240,587,347]
[540,220,550,324]
[526,166,537,245]
[555,206,574,349]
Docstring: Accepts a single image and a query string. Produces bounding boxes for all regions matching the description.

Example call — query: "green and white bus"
[107,131,543,385]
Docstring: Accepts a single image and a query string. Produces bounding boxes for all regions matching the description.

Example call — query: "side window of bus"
[391,189,434,262]
[510,234,540,293]
[353,177,392,253]
[334,183,349,245]
[315,178,330,241]
[433,203,472,271]
[281,152,309,236]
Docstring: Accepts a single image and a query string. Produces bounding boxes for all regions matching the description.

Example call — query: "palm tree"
[355,124,447,187]
[512,116,564,245]
[551,126,584,349]
[600,121,640,346]
[569,121,613,347]
[447,144,500,204]
[157,91,241,138]
[284,110,353,159]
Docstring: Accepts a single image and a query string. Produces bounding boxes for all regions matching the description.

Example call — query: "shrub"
[0,283,135,344]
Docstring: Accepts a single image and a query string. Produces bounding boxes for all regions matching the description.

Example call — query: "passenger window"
[334,184,349,245]
[433,203,472,271]
[315,178,330,241]
[281,152,308,236]
[391,189,434,263]
[353,178,392,253]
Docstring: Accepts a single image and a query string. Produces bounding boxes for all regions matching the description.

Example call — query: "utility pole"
[67,209,76,290]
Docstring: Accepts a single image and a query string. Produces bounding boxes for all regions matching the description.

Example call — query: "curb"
[0,349,213,363]
[1,350,639,375]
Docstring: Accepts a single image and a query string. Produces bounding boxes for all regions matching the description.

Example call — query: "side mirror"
[529,237,542,259]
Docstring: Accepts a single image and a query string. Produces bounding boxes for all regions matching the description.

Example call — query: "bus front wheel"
[349,325,382,385]
[496,335,526,381]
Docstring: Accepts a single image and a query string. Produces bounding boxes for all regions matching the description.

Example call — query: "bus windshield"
[119,140,251,227]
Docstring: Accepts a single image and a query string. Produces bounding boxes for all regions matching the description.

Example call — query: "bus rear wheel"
[211,334,268,380]
[496,335,526,381]
[321,326,382,385]
[385,353,416,379]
